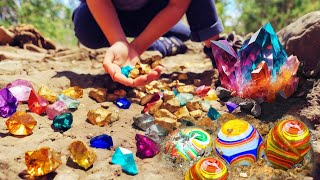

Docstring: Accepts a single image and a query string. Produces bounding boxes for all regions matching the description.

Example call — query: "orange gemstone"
[25,147,62,176]
[62,86,83,99]
[251,61,270,82]
[28,90,49,114]
[6,111,37,135]
[38,86,57,103]
[68,141,97,169]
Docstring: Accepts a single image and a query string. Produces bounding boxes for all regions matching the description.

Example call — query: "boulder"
[278,11,320,73]
[0,26,14,45]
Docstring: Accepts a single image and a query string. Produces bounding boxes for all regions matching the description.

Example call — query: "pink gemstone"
[195,85,211,98]
[284,55,300,75]
[135,134,160,159]
[46,101,69,120]
[7,79,33,102]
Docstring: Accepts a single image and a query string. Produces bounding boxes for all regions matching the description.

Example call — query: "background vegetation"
[0,0,319,46]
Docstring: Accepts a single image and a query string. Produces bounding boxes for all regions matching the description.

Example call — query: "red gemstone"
[28,90,48,114]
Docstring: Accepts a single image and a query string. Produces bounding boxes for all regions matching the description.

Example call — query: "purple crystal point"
[135,134,160,159]
[226,102,239,113]
[7,79,33,102]
[0,88,18,117]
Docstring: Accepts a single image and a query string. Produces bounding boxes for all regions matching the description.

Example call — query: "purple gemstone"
[226,102,239,113]
[135,134,160,159]
[0,88,18,118]
[7,79,33,102]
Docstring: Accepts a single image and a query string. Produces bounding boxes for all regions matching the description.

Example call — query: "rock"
[174,106,190,119]
[145,124,168,143]
[278,11,320,73]
[251,103,262,117]
[154,109,177,119]
[106,94,119,102]
[113,89,126,98]
[193,79,202,87]
[239,99,255,110]
[177,73,188,80]
[133,114,154,131]
[177,85,196,94]
[140,94,153,105]
[0,26,14,45]
[161,98,180,113]
[186,101,201,111]
[148,99,163,115]
[154,117,179,131]
[190,110,204,119]
[23,44,48,53]
[196,117,217,131]
[216,86,232,99]
[163,91,175,102]
[89,88,107,103]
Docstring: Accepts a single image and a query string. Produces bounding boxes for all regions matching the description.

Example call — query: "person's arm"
[87,0,127,45]
[131,0,191,55]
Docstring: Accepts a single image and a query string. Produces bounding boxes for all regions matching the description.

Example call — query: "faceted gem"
[87,107,112,126]
[0,88,18,118]
[115,97,131,109]
[185,157,228,180]
[143,99,163,114]
[176,93,194,106]
[145,124,168,143]
[251,61,270,82]
[25,147,62,176]
[216,119,265,166]
[204,89,218,101]
[133,114,154,131]
[195,85,211,98]
[6,111,37,136]
[226,102,239,113]
[46,101,69,120]
[135,134,160,159]
[52,113,73,131]
[7,79,33,102]
[62,86,83,99]
[112,147,138,175]
[121,66,134,78]
[57,94,80,109]
[90,134,113,149]
[265,119,310,169]
[68,141,97,169]
[89,88,107,103]
[164,127,213,161]
[28,90,49,115]
[208,107,221,120]
[38,86,58,103]
[173,89,179,96]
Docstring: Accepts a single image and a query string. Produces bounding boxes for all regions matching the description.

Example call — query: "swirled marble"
[165,127,213,161]
[215,119,265,166]
[185,157,228,180]
[265,119,311,169]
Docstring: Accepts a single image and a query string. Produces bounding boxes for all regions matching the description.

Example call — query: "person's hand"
[103,41,163,87]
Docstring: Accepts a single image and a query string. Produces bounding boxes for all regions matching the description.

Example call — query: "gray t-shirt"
[81,0,149,11]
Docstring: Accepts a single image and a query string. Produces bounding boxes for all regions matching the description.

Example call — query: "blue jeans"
[73,0,223,50]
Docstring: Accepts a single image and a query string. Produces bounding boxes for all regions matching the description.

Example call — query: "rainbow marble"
[185,157,228,180]
[215,119,265,166]
[265,119,311,169]
[165,127,213,161]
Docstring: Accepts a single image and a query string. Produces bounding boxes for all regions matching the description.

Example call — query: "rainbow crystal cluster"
[211,23,299,102]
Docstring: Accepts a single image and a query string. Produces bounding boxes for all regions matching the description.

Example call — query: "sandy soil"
[0,41,319,180]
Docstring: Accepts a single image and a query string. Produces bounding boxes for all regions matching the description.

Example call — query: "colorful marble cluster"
[25,147,62,176]
[135,134,160,159]
[112,147,138,175]
[165,127,213,161]
[6,112,37,136]
[90,134,113,149]
[215,119,265,166]
[265,119,311,169]
[68,141,97,169]
[211,22,299,102]
[0,88,18,117]
[185,157,228,180]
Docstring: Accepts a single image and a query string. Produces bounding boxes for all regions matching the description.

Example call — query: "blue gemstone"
[226,102,239,113]
[172,89,179,96]
[208,107,221,120]
[112,147,138,175]
[90,134,113,149]
[115,97,131,109]
[175,93,193,106]
[121,66,134,78]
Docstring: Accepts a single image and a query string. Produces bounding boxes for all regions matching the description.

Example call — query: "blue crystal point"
[115,97,131,109]
[208,107,221,120]
[121,66,134,78]
[112,147,138,175]
[90,134,113,149]
[226,102,239,113]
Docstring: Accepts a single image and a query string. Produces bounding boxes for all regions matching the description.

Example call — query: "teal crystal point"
[121,66,134,78]
[112,147,138,175]
[52,113,73,131]
[208,107,221,120]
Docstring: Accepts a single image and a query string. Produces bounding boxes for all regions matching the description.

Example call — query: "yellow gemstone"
[68,141,97,169]
[6,111,37,135]
[62,86,83,99]
[38,86,58,103]
[204,89,218,101]
[25,147,62,176]
[87,107,112,126]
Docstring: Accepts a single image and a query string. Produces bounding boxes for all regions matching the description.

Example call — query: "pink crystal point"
[7,79,33,102]
[46,101,69,120]
[135,134,160,159]
[283,55,300,75]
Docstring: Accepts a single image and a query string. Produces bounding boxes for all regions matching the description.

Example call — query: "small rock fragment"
[87,107,112,126]
[162,90,175,102]
[140,94,153,106]
[115,97,131,109]
[154,117,179,131]
[145,124,168,143]
[68,141,97,169]
[62,86,83,99]
[133,114,154,131]
[106,94,119,102]
[216,86,232,99]
[113,89,127,98]
[174,106,190,119]
[186,101,201,111]
[89,88,107,103]
[190,110,204,118]
[161,98,180,113]
[154,109,177,119]
[177,85,196,94]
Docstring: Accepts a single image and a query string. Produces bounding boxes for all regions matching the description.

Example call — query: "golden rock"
[140,94,154,106]
[186,101,202,111]
[154,109,177,119]
[151,60,162,69]
[177,85,196,94]
[6,111,37,136]
[140,64,152,74]
[129,68,140,79]
[89,88,107,103]
[62,86,83,99]
[154,117,180,131]
[174,106,190,119]
[204,89,218,101]
[68,141,97,169]
[190,110,204,119]
[148,99,163,115]
[168,80,185,88]
[87,107,112,126]
[161,98,180,113]
[163,91,175,102]
[38,86,57,103]
[25,147,62,176]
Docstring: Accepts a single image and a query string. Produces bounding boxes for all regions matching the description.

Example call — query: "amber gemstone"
[89,88,107,103]
[28,90,49,114]
[62,86,83,99]
[25,147,62,176]
[38,86,58,103]
[6,111,37,136]
[87,107,112,126]
[68,141,97,169]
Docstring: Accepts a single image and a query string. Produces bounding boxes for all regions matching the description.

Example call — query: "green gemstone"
[53,113,73,131]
